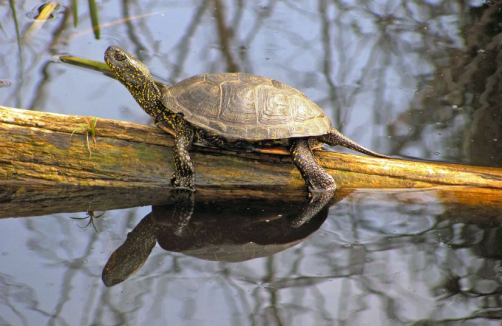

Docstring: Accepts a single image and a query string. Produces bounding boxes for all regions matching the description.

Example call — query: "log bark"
[2,105,502,189]
[2,105,502,217]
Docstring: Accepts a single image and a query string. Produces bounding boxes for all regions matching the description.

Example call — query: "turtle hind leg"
[319,129,389,159]
[290,138,336,192]
[171,116,196,190]
[289,190,334,228]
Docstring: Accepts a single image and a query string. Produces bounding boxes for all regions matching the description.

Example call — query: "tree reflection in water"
[3,0,502,325]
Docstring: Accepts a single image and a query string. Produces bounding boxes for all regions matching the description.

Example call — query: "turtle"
[104,46,388,193]
[102,197,330,286]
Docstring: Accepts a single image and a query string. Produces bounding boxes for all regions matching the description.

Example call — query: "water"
[2,1,502,325]
[3,188,502,325]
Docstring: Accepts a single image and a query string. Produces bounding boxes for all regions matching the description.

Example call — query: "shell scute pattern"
[238,73,271,86]
[206,120,227,134]
[256,85,292,125]
[205,72,240,84]
[162,73,332,140]
[169,76,220,120]
[225,125,248,138]
[267,126,291,139]
[219,81,256,124]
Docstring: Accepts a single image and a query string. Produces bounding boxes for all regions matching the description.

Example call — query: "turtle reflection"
[102,192,340,287]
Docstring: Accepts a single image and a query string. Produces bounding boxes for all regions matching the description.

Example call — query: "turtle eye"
[115,53,126,61]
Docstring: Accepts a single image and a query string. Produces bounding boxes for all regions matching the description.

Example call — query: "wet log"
[3,105,502,218]
[2,105,502,191]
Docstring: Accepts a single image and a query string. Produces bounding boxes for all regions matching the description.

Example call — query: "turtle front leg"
[171,118,195,190]
[290,138,336,192]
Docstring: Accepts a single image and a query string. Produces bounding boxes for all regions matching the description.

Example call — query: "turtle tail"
[318,129,389,159]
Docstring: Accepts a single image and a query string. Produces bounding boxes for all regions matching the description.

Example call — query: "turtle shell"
[160,73,332,140]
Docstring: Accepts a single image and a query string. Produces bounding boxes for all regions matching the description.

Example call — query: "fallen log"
[2,105,502,190]
[3,104,502,218]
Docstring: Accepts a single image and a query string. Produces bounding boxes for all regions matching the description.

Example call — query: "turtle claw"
[306,174,336,194]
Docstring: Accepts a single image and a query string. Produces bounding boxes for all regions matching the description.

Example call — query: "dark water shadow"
[101,189,351,286]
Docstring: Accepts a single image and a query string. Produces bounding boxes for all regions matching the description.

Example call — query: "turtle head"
[105,46,161,117]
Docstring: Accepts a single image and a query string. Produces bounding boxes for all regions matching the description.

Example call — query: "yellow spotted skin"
[170,113,195,189]
[104,46,388,192]
[105,46,197,189]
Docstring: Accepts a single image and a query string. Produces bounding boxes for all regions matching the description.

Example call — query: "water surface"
[2,1,502,325]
